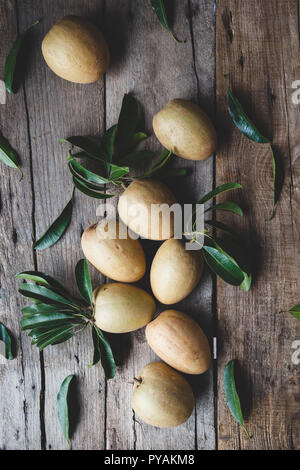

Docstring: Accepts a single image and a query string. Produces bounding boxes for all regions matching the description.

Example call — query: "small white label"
[0,80,6,105]
[213,337,217,359]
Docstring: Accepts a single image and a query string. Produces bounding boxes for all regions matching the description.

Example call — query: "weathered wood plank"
[17,0,107,450]
[216,0,300,450]
[0,0,41,450]
[105,0,216,450]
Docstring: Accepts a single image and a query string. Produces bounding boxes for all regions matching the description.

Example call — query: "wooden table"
[0,0,299,451]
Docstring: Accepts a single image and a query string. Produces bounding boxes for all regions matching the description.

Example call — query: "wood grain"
[104,0,216,450]
[216,0,300,450]
[17,0,107,450]
[1,0,299,451]
[0,0,42,450]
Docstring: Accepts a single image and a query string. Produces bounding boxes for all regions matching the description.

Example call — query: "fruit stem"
[133,377,142,387]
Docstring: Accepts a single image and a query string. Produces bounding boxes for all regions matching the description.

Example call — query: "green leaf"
[4,19,39,94]
[0,132,23,179]
[68,157,110,185]
[21,313,75,330]
[205,201,244,216]
[240,272,252,292]
[91,326,116,379]
[158,167,188,179]
[18,283,77,308]
[15,271,71,299]
[125,132,148,151]
[205,220,238,240]
[198,182,242,204]
[22,304,74,316]
[266,145,285,221]
[116,94,139,153]
[57,374,74,447]
[109,163,129,181]
[75,259,93,305]
[226,86,270,143]
[72,177,114,199]
[151,0,184,43]
[139,148,172,178]
[61,136,104,161]
[284,305,300,320]
[34,326,75,350]
[0,322,14,360]
[119,150,156,166]
[101,125,118,163]
[202,245,245,286]
[34,192,74,250]
[223,360,251,438]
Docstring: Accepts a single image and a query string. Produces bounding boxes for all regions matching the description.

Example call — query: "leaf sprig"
[223,360,252,439]
[35,93,187,250]
[0,321,14,360]
[0,132,23,179]
[281,305,300,320]
[186,182,251,291]
[16,259,116,379]
[151,0,184,43]
[4,19,40,94]
[225,77,284,221]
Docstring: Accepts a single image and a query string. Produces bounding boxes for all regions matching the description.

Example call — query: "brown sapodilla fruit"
[131,362,195,428]
[150,238,204,304]
[145,310,211,375]
[118,179,177,241]
[153,99,217,161]
[81,220,146,283]
[42,15,110,83]
[93,283,156,334]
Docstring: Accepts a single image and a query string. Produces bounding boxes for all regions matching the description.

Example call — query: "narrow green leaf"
[226,86,270,143]
[0,322,14,360]
[4,19,39,94]
[34,193,74,250]
[223,360,251,438]
[119,150,156,166]
[151,0,184,43]
[18,283,77,308]
[240,272,252,292]
[116,94,139,153]
[205,201,244,216]
[21,314,74,330]
[202,245,245,286]
[57,374,74,447]
[15,271,71,299]
[72,177,114,199]
[22,304,74,316]
[89,326,101,367]
[139,148,172,178]
[284,305,300,320]
[125,132,148,151]
[68,157,110,185]
[35,326,75,350]
[0,132,23,179]
[265,145,285,221]
[92,326,116,379]
[109,163,129,181]
[205,219,237,240]
[158,167,188,178]
[198,182,242,204]
[61,136,104,161]
[101,125,118,163]
[75,259,93,305]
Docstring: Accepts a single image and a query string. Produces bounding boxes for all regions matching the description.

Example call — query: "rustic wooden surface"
[0,0,299,450]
